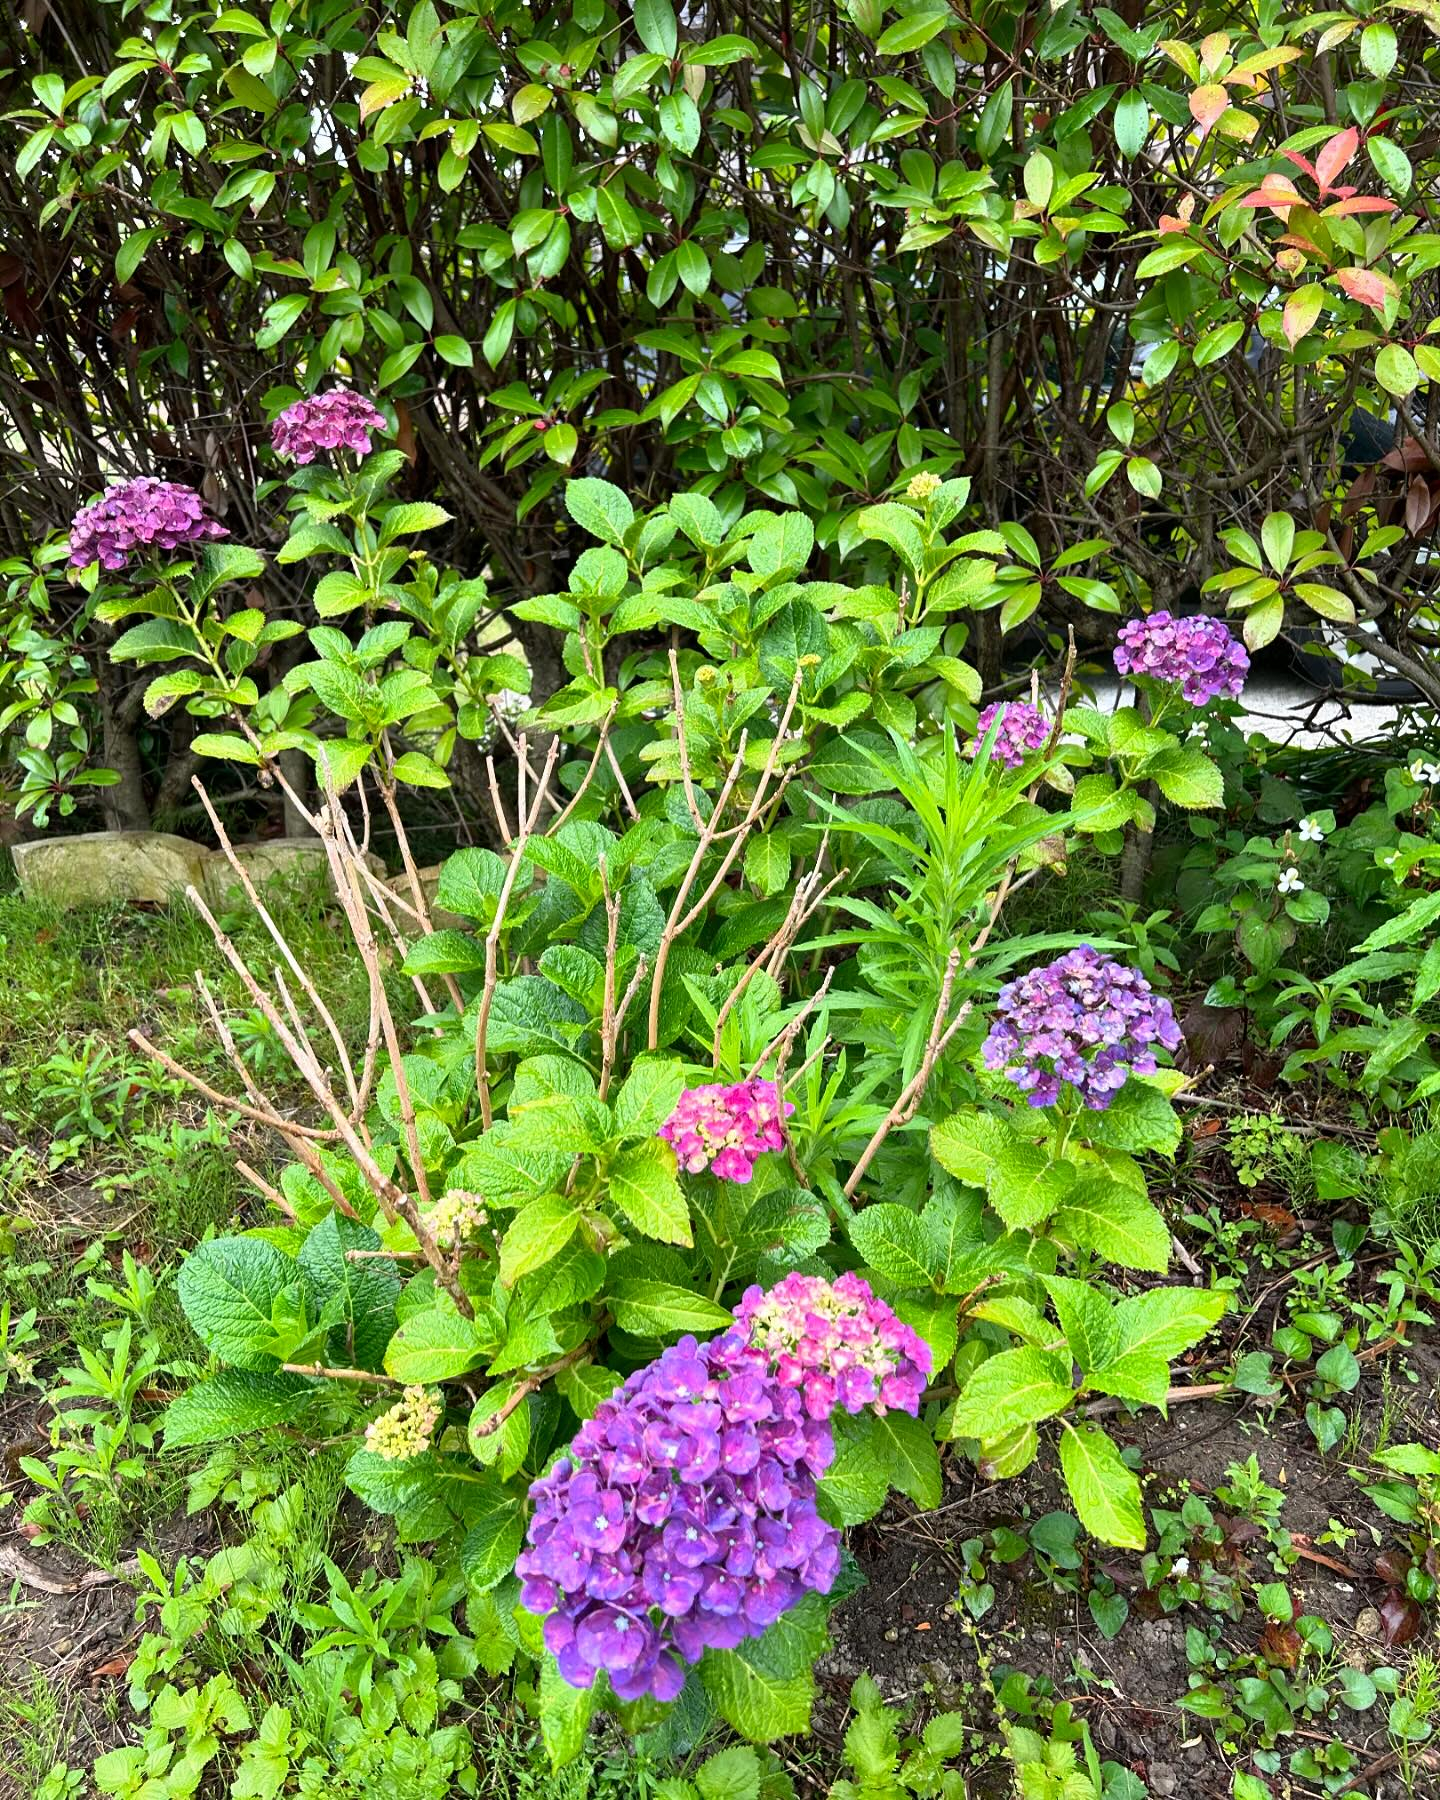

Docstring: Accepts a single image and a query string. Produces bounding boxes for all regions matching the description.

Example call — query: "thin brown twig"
[469,1343,593,1439]
[476,736,560,1127]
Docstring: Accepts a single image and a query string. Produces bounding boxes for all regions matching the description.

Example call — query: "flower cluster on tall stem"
[517,1276,930,1700]
[69,479,227,572]
[658,1078,793,1183]
[966,700,1050,769]
[982,944,1182,1111]
[270,388,387,464]
[1113,611,1249,705]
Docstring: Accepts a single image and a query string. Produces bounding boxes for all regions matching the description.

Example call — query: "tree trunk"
[152,710,201,831]
[1120,780,1160,902]
[98,664,152,833]
[280,748,312,837]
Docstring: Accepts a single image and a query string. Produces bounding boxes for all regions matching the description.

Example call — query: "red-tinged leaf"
[1322,195,1399,216]
[1237,176,1303,211]
[1316,127,1360,195]
[1406,477,1439,537]
[89,1653,135,1681]
[1200,30,1230,68]
[1382,435,1431,474]
[1189,84,1229,131]
[1280,149,1318,181]
[1259,1620,1303,1668]
[1333,266,1395,313]
[1380,1589,1423,1647]
[1376,1548,1412,1586]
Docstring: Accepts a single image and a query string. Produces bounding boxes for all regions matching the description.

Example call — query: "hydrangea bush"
[92,455,1235,1762]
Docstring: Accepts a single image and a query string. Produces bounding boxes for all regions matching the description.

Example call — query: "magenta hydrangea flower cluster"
[270,388,387,464]
[967,700,1050,769]
[658,1079,793,1183]
[1112,611,1249,704]
[68,478,227,572]
[733,1271,930,1419]
[982,944,1183,1111]
[517,1276,930,1700]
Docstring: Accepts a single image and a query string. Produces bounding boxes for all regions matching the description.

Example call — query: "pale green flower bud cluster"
[427,1187,489,1249]
[364,1385,442,1461]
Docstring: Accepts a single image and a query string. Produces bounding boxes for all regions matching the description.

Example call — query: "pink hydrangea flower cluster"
[982,944,1183,1111]
[734,1271,932,1418]
[658,1079,793,1184]
[967,700,1050,769]
[518,1275,928,1701]
[1113,611,1249,704]
[270,388,387,464]
[68,478,227,572]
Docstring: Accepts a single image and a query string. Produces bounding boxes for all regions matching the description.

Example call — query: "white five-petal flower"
[1277,867,1305,894]
[1298,816,1325,842]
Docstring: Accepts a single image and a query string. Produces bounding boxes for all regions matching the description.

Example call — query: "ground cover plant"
[4,0,1440,1797]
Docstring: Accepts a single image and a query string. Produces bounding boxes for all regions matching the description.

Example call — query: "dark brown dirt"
[821,1341,1440,1800]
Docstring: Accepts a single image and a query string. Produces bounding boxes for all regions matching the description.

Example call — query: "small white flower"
[1277,867,1305,894]
[1410,758,1440,784]
[1172,1556,1191,1578]
[1298,816,1325,842]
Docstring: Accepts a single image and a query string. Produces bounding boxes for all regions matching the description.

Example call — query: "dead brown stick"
[129,1029,337,1143]
[748,965,835,1081]
[190,777,359,1111]
[669,647,706,830]
[282,1361,400,1386]
[712,851,842,1068]
[469,1343,592,1439]
[376,748,465,1017]
[842,947,966,1202]
[553,705,622,833]
[1081,1382,1231,1420]
[476,736,560,1127]
[647,668,805,1050]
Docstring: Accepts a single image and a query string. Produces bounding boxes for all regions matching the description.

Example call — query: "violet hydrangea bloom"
[270,388,387,464]
[981,944,1182,1111]
[1113,611,1249,705]
[658,1078,793,1184]
[517,1276,927,1701]
[734,1270,931,1419]
[68,478,227,572]
[967,701,1050,769]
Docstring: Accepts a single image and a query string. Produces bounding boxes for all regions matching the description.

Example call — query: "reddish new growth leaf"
[1333,266,1396,316]
[1189,84,1230,133]
[1238,174,1303,215]
[1159,194,1196,235]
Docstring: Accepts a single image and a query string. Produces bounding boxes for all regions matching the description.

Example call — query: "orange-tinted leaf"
[1189,84,1229,131]
[1333,266,1396,313]
[1237,175,1303,212]
[1200,31,1231,69]
[1316,127,1359,194]
[1322,195,1398,216]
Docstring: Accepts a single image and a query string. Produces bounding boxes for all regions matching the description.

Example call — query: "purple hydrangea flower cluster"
[68,478,227,572]
[733,1271,931,1419]
[981,944,1183,1110]
[1112,611,1249,704]
[270,388,387,464]
[518,1277,928,1700]
[967,701,1050,769]
[658,1079,794,1184]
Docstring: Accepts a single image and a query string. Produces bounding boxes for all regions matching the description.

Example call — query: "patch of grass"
[0,1670,70,1796]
